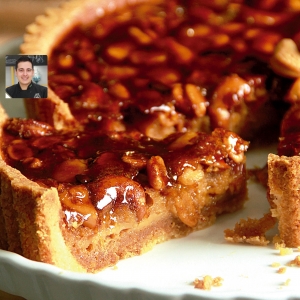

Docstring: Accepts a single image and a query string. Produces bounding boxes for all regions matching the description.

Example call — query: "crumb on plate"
[193,275,223,290]
[282,279,291,286]
[224,212,276,246]
[273,234,286,249]
[271,262,281,268]
[287,255,300,267]
[279,247,293,256]
[277,267,286,274]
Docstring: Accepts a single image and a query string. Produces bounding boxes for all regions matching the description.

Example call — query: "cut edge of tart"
[0,104,249,272]
[0,159,88,272]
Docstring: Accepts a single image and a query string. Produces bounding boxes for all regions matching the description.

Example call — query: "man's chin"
[20,81,31,86]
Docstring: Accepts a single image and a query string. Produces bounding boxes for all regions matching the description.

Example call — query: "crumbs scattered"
[224,213,276,246]
[270,237,300,288]
[193,275,223,290]
[222,218,300,290]
[277,267,286,274]
[270,262,287,273]
[271,262,281,268]
[282,279,291,286]
[287,255,300,267]
[279,247,293,256]
[272,234,294,256]
[273,235,286,249]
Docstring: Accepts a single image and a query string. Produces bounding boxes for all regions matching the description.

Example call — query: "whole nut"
[209,74,251,130]
[168,132,198,150]
[7,140,33,160]
[122,152,147,169]
[59,185,98,229]
[52,159,87,183]
[185,84,207,117]
[147,156,169,190]
[89,175,147,222]
[270,38,300,78]
[223,131,248,164]
[105,42,134,61]
[5,118,54,138]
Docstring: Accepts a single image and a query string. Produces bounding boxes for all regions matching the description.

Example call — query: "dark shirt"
[6,82,48,98]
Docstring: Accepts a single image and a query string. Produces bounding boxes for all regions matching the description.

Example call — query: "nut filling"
[2,119,248,230]
[47,0,300,140]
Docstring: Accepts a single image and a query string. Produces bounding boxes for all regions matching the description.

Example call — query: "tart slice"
[0,105,248,272]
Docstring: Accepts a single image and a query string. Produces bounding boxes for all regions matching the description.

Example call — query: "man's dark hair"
[15,56,33,70]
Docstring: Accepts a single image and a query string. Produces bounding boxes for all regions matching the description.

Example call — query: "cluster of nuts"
[48,0,300,140]
[3,117,248,228]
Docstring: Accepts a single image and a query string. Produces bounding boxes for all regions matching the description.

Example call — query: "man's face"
[15,61,33,86]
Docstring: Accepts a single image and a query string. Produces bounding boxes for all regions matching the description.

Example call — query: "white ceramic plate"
[1,38,300,300]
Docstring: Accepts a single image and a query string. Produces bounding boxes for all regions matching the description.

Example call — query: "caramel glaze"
[2,118,248,229]
[48,0,300,139]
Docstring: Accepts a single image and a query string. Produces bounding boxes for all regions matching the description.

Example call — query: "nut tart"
[20,0,300,249]
[0,105,248,272]
[20,0,300,140]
